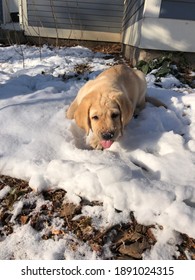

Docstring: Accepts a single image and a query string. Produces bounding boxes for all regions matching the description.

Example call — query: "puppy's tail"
[146,96,167,109]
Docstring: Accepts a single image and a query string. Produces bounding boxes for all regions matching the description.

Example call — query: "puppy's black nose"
[102,132,114,140]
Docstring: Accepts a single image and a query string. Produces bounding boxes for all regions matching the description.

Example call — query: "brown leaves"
[0,175,31,210]
[60,203,81,219]
[108,220,157,260]
[1,174,195,260]
[177,233,195,260]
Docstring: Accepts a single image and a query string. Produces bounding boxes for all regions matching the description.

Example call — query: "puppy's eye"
[111,113,119,119]
[92,115,99,120]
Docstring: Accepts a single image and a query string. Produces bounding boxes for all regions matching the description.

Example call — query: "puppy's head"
[74,92,133,149]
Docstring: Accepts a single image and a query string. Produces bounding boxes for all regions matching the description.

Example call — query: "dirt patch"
[0,174,195,260]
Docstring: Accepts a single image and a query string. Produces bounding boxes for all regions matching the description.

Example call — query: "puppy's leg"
[134,97,146,117]
[146,96,167,109]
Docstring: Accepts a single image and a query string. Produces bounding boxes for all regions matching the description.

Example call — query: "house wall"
[122,0,195,65]
[7,0,19,13]
[0,0,3,23]
[1,0,20,24]
[2,0,195,62]
[123,0,144,30]
[22,0,123,42]
[122,0,144,46]
[140,18,195,52]
[140,0,195,52]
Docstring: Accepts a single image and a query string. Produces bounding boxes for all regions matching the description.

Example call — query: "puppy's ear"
[74,96,91,135]
[66,99,78,119]
[115,95,134,127]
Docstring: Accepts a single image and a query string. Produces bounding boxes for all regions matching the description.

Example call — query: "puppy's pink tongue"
[101,140,113,149]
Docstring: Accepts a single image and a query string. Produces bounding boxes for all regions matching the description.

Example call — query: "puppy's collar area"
[86,129,93,145]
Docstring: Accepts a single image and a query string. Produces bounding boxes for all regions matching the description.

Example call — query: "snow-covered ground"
[0,45,195,259]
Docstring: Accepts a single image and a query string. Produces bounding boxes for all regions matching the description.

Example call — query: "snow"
[0,44,195,259]
[0,185,11,200]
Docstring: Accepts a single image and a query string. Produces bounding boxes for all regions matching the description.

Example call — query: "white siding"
[122,0,195,52]
[122,0,144,46]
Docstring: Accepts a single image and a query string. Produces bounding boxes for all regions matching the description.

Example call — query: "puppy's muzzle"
[101,131,115,140]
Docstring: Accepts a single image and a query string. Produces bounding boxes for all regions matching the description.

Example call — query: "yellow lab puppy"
[66,65,165,149]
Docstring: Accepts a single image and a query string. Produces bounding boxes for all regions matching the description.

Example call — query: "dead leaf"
[20,215,28,225]
[60,203,81,218]
[51,228,65,235]
[119,238,150,259]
